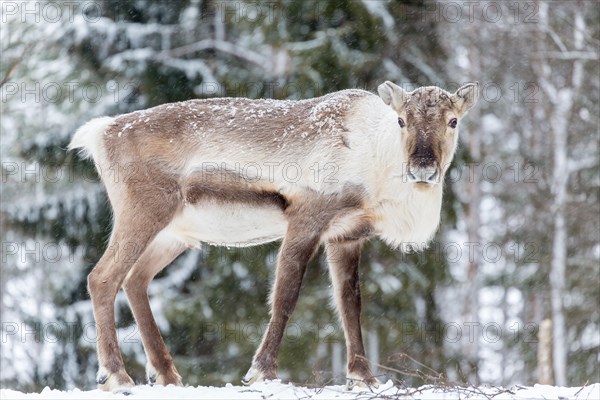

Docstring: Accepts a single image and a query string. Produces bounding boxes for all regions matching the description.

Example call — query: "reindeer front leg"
[326,241,379,389]
[243,222,322,384]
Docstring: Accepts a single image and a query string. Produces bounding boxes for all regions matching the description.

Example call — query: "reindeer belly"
[165,203,287,248]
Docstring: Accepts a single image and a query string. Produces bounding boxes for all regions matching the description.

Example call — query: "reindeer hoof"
[96,373,108,385]
[242,364,277,385]
[242,366,264,385]
[146,362,182,386]
[346,374,380,390]
[96,367,135,393]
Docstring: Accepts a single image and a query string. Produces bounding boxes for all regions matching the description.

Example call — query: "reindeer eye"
[398,117,405,128]
[449,118,457,128]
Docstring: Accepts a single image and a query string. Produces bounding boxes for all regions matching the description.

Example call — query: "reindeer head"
[378,81,479,187]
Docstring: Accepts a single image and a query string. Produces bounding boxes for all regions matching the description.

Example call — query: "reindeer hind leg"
[123,235,186,387]
[88,182,180,392]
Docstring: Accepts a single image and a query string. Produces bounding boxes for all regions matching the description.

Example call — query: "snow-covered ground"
[1,381,598,400]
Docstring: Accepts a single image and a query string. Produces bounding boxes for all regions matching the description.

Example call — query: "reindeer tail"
[68,116,115,161]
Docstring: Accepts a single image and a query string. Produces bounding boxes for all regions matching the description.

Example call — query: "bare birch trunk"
[538,319,553,384]
[463,32,482,386]
[537,3,586,386]
[367,329,379,378]
[331,341,343,382]
[549,211,567,386]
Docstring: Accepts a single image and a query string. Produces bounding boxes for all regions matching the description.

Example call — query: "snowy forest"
[1,0,598,393]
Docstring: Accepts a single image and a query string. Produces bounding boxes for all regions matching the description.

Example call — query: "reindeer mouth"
[407,165,439,185]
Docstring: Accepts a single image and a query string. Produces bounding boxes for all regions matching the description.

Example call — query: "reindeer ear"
[377,81,408,110]
[452,82,479,116]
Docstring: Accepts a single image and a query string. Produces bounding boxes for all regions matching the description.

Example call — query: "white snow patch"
[0,382,598,399]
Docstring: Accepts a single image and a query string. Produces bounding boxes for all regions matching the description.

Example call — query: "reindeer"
[69,81,478,393]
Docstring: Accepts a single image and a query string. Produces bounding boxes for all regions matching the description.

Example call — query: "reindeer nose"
[407,165,439,184]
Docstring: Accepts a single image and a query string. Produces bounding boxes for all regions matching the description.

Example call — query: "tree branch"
[0,59,21,88]
[158,39,270,68]
[0,43,34,88]
[536,51,598,60]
